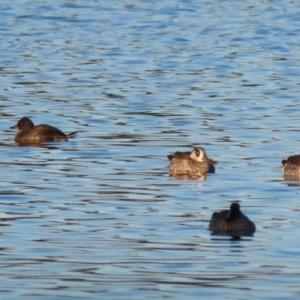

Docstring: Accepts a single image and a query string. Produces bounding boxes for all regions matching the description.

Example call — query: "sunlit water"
[0,0,300,299]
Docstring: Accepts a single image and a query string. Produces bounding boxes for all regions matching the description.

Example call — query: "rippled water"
[1,0,300,299]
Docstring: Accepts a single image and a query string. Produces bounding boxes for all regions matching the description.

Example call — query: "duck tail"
[66,132,77,139]
[210,159,218,165]
[167,154,174,161]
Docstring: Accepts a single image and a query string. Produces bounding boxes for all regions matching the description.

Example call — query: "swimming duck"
[209,202,256,237]
[10,117,77,144]
[167,147,217,176]
[282,155,300,179]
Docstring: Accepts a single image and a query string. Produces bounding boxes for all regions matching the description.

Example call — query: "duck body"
[167,147,217,175]
[11,117,76,144]
[282,155,300,180]
[209,203,256,237]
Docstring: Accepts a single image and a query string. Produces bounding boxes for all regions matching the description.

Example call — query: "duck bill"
[10,124,18,130]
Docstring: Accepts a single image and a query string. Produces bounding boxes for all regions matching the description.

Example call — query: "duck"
[282,155,300,179]
[209,202,256,237]
[167,147,217,176]
[10,117,77,144]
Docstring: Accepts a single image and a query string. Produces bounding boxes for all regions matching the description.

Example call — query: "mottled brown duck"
[282,155,300,180]
[167,147,217,176]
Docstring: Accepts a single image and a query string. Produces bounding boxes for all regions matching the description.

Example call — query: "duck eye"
[196,150,200,157]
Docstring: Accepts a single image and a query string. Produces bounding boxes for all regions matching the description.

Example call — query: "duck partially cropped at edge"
[281,155,300,179]
[167,147,217,176]
[10,117,77,144]
[209,202,256,237]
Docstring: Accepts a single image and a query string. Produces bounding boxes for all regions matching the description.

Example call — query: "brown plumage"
[10,117,77,145]
[282,155,300,180]
[209,202,256,237]
[167,147,217,176]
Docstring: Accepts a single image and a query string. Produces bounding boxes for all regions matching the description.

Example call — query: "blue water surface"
[0,0,300,299]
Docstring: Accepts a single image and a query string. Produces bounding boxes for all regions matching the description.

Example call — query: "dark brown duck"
[10,117,77,144]
[167,147,217,175]
[282,155,300,179]
[209,202,256,237]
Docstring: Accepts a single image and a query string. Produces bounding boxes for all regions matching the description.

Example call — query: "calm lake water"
[1,0,300,299]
